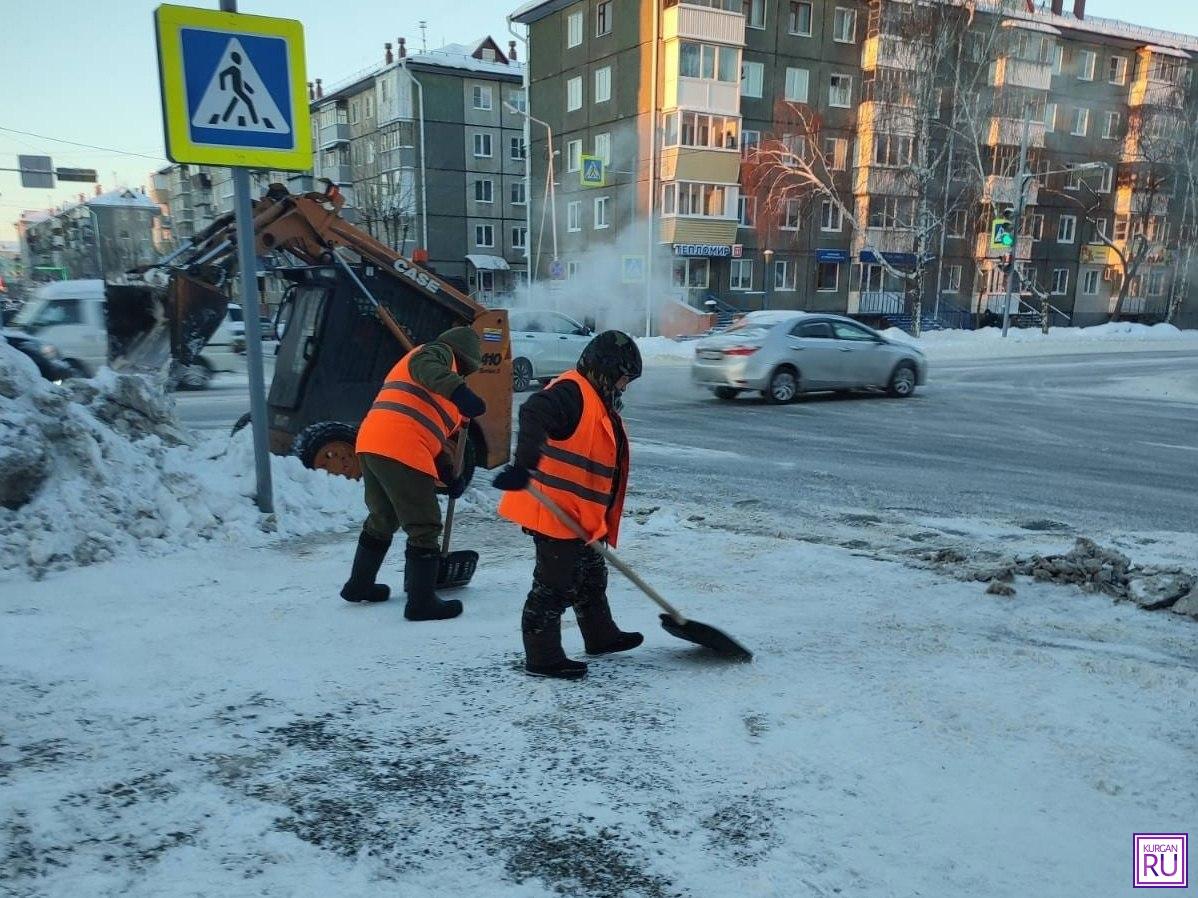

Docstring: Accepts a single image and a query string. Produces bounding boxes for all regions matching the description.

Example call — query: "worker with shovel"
[493,330,644,679]
[341,326,486,621]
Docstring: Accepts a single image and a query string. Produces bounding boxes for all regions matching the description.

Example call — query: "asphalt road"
[175,348,1198,535]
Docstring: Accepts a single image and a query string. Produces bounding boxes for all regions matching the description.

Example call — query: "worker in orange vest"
[493,331,643,679]
[340,326,486,621]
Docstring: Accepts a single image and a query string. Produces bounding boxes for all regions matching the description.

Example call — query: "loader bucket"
[106,273,229,372]
[168,273,229,366]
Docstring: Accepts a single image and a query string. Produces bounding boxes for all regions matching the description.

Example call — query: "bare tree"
[1167,74,1198,324]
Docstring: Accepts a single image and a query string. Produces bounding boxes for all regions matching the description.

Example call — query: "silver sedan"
[691,311,928,403]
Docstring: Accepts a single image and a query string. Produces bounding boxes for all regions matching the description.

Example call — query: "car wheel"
[293,421,361,479]
[512,358,534,392]
[888,363,917,398]
[713,387,740,400]
[764,367,798,404]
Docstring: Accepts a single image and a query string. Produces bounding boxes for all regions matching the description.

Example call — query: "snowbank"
[882,321,1198,360]
[0,344,361,579]
[636,335,695,366]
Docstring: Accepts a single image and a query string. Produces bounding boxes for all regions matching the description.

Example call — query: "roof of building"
[86,189,160,210]
[511,0,574,25]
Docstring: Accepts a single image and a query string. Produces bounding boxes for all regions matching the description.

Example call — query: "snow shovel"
[437,432,478,589]
[526,484,753,662]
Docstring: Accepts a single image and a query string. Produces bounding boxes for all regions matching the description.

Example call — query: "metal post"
[644,0,661,338]
[222,0,274,513]
[1000,113,1031,338]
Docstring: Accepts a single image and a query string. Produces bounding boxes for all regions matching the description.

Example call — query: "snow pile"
[636,336,695,366]
[0,344,361,578]
[882,321,1198,359]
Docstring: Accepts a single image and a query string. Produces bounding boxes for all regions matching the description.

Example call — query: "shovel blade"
[436,550,479,590]
[659,614,753,662]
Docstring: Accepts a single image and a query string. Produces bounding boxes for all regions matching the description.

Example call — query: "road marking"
[1139,441,1198,453]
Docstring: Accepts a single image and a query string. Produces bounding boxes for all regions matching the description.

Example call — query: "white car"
[508,309,594,391]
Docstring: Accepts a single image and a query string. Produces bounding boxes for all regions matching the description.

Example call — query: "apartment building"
[20,188,159,281]
[514,0,1198,327]
[309,37,528,303]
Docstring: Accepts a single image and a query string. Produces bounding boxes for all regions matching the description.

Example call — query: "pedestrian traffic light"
[991,217,1014,249]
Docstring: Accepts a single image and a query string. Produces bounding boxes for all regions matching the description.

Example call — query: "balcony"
[984,175,1039,207]
[668,77,740,115]
[853,227,913,255]
[659,217,738,246]
[663,3,745,46]
[1114,186,1170,216]
[986,117,1046,148]
[1129,79,1184,109]
[319,122,351,149]
[853,166,918,197]
[860,82,917,109]
[322,163,353,185]
[861,35,920,74]
[992,57,1052,92]
[659,146,741,183]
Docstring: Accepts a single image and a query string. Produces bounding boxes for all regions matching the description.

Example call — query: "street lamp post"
[762,248,774,310]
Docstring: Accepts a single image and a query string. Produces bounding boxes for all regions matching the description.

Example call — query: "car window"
[792,321,833,339]
[548,313,583,335]
[36,299,83,327]
[832,321,877,342]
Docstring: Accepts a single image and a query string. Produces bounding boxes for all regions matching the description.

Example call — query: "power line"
[0,126,163,162]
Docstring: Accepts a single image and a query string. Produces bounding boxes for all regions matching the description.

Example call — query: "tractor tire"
[293,421,362,479]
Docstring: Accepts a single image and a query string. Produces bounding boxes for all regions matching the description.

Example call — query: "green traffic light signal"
[991,217,1014,249]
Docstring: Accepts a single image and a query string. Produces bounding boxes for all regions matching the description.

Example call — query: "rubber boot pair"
[340,532,392,603]
[524,597,642,680]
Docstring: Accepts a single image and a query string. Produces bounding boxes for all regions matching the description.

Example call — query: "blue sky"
[2,0,1196,240]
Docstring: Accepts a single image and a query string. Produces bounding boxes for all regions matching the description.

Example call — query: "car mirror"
[575,327,590,337]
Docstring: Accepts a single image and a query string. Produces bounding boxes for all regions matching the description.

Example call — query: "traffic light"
[991,217,1014,249]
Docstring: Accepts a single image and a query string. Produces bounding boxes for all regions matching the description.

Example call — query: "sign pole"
[217,0,273,513]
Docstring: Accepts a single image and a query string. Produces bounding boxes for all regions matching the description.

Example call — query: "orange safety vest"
[498,369,629,547]
[355,346,464,477]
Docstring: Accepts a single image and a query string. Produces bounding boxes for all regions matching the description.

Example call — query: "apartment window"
[1051,268,1069,295]
[596,0,612,36]
[785,67,810,103]
[567,77,583,111]
[816,262,840,292]
[1114,215,1130,241]
[820,200,842,232]
[829,74,852,108]
[873,133,913,167]
[511,181,526,205]
[1108,55,1128,85]
[567,11,583,47]
[947,209,968,238]
[1052,45,1064,76]
[833,7,857,43]
[1057,214,1077,244]
[1044,102,1057,132]
[1103,111,1120,139]
[774,260,797,291]
[512,226,527,250]
[593,196,610,229]
[665,111,739,149]
[741,61,764,98]
[567,261,582,280]
[349,100,360,124]
[1078,50,1096,81]
[594,66,612,103]
[567,201,582,232]
[744,0,765,30]
[510,135,527,160]
[474,179,494,203]
[1147,270,1166,296]
[475,224,494,247]
[1064,164,1082,191]
[1071,107,1089,136]
[1093,218,1108,241]
[566,139,582,172]
[781,133,806,162]
[1098,165,1113,193]
[1082,269,1100,295]
[941,265,963,294]
[472,85,493,110]
[790,1,813,36]
[673,257,710,289]
[661,181,729,217]
[594,132,611,165]
[868,196,913,229]
[730,259,754,290]
[824,137,848,171]
[781,198,801,230]
[740,129,761,157]
[737,195,756,227]
[509,91,528,113]
[473,133,493,157]
[365,95,374,119]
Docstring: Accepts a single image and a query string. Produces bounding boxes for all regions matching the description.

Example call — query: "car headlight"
[37,343,60,360]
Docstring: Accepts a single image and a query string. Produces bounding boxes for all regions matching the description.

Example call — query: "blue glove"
[451,384,486,418]
[492,465,531,491]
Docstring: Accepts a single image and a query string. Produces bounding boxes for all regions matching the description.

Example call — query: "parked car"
[691,311,927,403]
[2,329,75,382]
[11,279,244,389]
[508,309,593,391]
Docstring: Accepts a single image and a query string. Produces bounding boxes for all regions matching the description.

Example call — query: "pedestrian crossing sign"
[154,4,311,170]
[580,155,604,188]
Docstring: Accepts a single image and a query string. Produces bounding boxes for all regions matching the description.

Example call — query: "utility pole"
[1000,112,1031,338]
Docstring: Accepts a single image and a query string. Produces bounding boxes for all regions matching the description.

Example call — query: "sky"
[2,0,1197,241]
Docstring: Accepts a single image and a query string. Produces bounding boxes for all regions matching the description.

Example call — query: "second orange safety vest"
[355,346,464,477]
[498,369,629,547]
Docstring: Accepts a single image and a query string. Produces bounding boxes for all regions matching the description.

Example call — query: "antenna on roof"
[418,20,428,53]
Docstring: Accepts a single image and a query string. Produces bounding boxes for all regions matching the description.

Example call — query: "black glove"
[450,384,486,419]
[492,465,531,492]
[446,475,468,500]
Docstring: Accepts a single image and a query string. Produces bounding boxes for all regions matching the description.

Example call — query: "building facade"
[20,188,160,281]
[514,0,1198,329]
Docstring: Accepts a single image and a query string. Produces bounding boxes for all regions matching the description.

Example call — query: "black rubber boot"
[523,621,588,680]
[403,544,463,621]
[340,532,392,603]
[576,596,644,656]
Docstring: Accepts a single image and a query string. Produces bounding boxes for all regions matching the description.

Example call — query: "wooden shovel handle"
[525,483,687,624]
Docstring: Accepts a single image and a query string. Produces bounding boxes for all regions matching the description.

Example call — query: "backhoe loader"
[106,183,511,481]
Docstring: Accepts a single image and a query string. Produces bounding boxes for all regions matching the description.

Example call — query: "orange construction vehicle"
[106,183,511,482]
